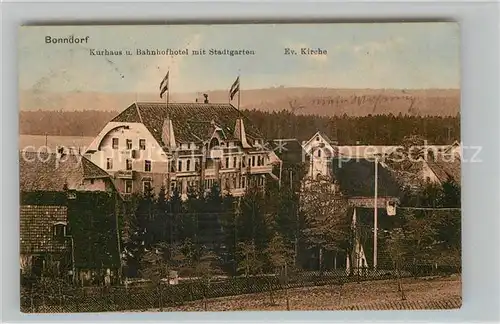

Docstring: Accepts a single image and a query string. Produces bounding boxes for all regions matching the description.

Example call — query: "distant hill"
[19,88,460,117]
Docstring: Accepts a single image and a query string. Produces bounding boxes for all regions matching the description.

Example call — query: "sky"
[19,23,460,94]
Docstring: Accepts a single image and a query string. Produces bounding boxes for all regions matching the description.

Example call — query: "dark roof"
[267,139,307,164]
[19,151,110,192]
[332,158,401,197]
[111,102,264,145]
[426,158,461,184]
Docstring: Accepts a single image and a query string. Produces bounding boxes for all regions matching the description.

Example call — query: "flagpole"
[166,71,170,107]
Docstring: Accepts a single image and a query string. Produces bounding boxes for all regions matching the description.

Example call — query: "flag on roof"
[229,76,239,101]
[160,71,169,98]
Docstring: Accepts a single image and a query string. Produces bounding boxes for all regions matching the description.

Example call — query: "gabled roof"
[19,151,110,192]
[316,131,337,145]
[303,130,338,149]
[111,102,264,145]
[331,158,401,197]
[426,158,461,184]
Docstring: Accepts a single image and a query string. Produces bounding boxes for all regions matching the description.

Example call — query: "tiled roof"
[81,157,110,178]
[19,151,109,192]
[331,158,401,197]
[20,205,68,254]
[111,102,264,145]
[426,158,461,184]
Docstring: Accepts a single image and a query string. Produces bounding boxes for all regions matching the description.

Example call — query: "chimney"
[161,117,176,149]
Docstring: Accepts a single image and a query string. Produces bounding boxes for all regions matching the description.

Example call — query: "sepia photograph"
[19,23,461,312]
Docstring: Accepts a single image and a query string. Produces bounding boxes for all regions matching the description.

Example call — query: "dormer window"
[53,222,67,239]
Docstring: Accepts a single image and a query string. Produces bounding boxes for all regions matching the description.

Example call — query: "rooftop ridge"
[135,102,143,123]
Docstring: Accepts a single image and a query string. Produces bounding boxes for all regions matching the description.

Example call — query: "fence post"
[285,263,290,311]
[59,285,63,311]
[159,285,163,311]
[30,286,34,313]
[75,288,80,312]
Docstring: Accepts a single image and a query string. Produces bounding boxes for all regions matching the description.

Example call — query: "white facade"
[86,122,169,174]
[302,132,337,181]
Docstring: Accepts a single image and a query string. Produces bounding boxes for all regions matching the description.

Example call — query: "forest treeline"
[20,109,460,145]
[121,174,461,279]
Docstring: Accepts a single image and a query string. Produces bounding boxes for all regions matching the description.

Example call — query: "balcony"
[245,165,273,175]
[115,170,134,179]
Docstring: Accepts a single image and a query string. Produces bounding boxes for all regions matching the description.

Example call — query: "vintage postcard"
[19,23,461,312]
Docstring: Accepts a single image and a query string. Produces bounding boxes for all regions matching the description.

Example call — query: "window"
[126,159,132,170]
[144,160,151,172]
[241,176,246,188]
[232,176,237,189]
[143,181,152,193]
[170,181,177,193]
[233,157,237,168]
[316,136,320,141]
[317,150,322,157]
[178,160,182,172]
[225,157,229,168]
[53,223,66,238]
[126,139,132,150]
[106,158,113,170]
[252,156,256,167]
[187,160,191,171]
[248,158,251,167]
[125,180,133,193]
[195,159,200,171]
[139,139,146,150]
[90,179,95,185]
[112,138,119,149]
